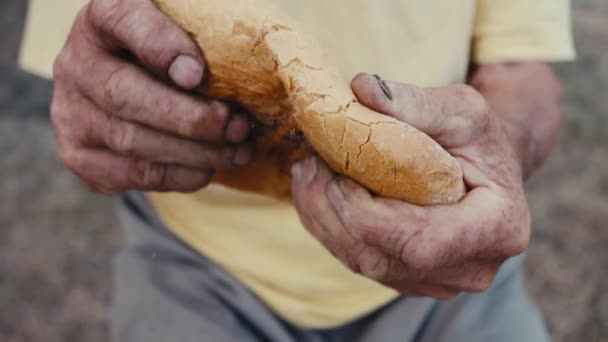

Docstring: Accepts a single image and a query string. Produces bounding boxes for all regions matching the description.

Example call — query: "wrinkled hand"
[291,73,531,299]
[52,0,253,194]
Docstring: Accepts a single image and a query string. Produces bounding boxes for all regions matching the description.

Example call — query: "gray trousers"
[110,192,551,342]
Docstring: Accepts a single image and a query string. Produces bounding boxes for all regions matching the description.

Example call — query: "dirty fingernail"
[233,145,253,166]
[169,55,204,90]
[374,74,393,101]
[226,115,251,143]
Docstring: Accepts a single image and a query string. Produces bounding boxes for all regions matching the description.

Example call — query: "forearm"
[469,63,563,179]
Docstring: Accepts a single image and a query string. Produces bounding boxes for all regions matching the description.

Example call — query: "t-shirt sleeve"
[472,0,576,63]
[19,0,88,79]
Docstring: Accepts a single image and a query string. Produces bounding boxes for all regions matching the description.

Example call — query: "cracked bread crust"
[154,0,466,205]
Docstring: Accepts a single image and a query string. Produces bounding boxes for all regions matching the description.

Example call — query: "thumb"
[86,0,205,90]
[351,73,490,148]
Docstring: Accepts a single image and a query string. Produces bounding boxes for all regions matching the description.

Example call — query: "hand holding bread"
[291,74,531,298]
[51,0,254,194]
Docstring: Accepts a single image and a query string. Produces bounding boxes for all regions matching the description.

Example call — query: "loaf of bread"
[154,0,466,205]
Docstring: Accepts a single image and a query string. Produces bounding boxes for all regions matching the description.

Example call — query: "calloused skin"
[52,0,563,298]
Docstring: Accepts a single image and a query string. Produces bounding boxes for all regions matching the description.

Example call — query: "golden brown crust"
[154,0,466,205]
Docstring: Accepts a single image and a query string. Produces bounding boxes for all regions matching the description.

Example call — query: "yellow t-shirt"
[21,0,574,328]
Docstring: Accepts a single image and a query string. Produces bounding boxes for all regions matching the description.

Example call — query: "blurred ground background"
[0,1,606,341]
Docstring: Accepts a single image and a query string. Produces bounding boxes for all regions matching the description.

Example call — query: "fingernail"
[169,55,204,90]
[374,74,393,101]
[226,115,251,143]
[233,145,253,166]
[291,157,317,184]
[291,161,304,180]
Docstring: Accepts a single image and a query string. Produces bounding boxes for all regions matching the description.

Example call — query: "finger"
[60,147,213,194]
[86,0,205,89]
[425,262,502,293]
[329,180,529,271]
[419,189,530,267]
[72,49,250,144]
[399,285,460,301]
[291,158,510,295]
[101,117,253,169]
[326,177,431,264]
[80,99,253,168]
[290,157,361,263]
[291,162,410,282]
[352,73,522,191]
[351,73,491,148]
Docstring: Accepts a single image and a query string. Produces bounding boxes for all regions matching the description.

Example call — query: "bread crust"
[154,0,466,205]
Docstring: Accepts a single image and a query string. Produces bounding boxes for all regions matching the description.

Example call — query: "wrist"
[469,62,563,180]
[498,117,536,179]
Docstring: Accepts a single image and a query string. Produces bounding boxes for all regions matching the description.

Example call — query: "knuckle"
[360,265,389,283]
[181,101,228,140]
[135,21,177,67]
[56,146,123,195]
[375,225,407,256]
[344,251,365,275]
[180,105,209,138]
[397,229,434,271]
[211,101,231,126]
[453,84,491,124]
[50,91,93,146]
[455,84,486,111]
[91,0,186,69]
[52,51,70,82]
[346,215,377,242]
[133,161,168,190]
[49,95,65,125]
[400,85,429,111]
[409,254,436,272]
[355,251,389,282]
[102,65,131,112]
[55,7,100,83]
[108,118,137,157]
[503,225,530,257]
[88,0,128,34]
[403,244,437,272]
[58,149,112,195]
[144,164,168,190]
[53,45,83,85]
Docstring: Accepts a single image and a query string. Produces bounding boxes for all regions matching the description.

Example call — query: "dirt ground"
[0,1,606,342]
